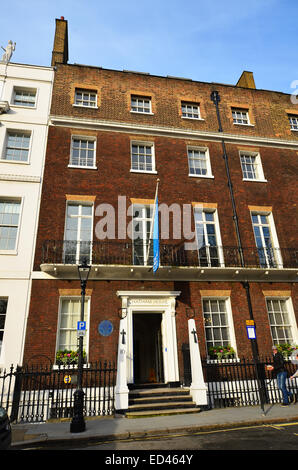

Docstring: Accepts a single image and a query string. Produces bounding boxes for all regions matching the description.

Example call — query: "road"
[78,422,298,451]
[14,422,298,452]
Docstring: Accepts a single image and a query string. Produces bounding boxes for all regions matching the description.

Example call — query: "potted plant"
[208,344,236,360]
[56,349,86,366]
[276,343,298,360]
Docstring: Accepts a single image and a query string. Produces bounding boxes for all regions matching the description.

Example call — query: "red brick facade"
[23,30,298,379]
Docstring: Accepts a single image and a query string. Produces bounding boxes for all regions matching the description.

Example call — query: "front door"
[133,313,164,384]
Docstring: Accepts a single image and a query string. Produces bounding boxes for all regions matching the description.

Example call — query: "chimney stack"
[51,17,69,66]
[236,71,256,90]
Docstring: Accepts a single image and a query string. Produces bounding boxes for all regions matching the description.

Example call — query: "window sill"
[130,110,154,115]
[290,128,298,132]
[0,159,29,165]
[130,169,157,174]
[10,104,37,110]
[188,173,214,179]
[53,363,90,370]
[182,116,205,121]
[68,164,97,170]
[233,122,254,127]
[206,357,240,364]
[72,104,99,110]
[0,250,18,255]
[242,178,267,183]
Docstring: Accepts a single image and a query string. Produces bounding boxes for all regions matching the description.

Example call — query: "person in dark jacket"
[267,345,294,406]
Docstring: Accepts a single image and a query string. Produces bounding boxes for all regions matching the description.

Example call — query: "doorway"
[133,313,164,384]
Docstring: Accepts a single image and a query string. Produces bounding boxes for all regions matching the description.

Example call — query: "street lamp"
[70,257,91,433]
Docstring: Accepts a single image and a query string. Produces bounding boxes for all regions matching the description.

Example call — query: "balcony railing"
[41,240,298,269]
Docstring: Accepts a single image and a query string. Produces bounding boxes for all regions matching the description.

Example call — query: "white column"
[115,316,129,410]
[188,319,207,406]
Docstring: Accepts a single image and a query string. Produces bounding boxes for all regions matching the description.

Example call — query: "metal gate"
[0,362,116,423]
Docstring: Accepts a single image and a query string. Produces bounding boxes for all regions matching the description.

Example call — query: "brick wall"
[25,63,298,371]
[50,63,298,141]
[23,279,298,367]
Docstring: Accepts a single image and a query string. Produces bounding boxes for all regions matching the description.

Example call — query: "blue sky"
[1,0,297,94]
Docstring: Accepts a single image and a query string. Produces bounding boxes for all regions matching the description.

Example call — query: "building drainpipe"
[210,90,266,413]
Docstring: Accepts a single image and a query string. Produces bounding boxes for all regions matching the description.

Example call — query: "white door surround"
[117,291,181,385]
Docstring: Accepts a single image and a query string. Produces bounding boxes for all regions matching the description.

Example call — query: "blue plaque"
[98,320,113,337]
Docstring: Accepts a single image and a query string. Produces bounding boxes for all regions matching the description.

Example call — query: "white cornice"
[0,174,41,183]
[49,115,298,150]
[116,291,181,297]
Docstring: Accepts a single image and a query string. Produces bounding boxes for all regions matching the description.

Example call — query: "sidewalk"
[10,403,298,448]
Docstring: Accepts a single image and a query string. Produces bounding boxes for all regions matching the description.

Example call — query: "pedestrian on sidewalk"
[290,351,298,381]
[266,345,293,407]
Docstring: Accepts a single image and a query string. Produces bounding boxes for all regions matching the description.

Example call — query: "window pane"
[58,299,88,353]
[203,299,231,353]
[266,299,293,344]
[5,132,30,162]
[0,201,20,250]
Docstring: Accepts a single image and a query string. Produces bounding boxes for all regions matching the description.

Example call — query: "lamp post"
[70,257,91,433]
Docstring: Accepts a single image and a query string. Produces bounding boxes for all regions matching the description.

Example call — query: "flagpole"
[146,178,160,265]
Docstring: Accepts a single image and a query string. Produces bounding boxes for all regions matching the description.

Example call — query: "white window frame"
[0,198,23,254]
[187,146,213,178]
[11,87,37,108]
[239,151,266,182]
[250,211,283,268]
[68,135,97,169]
[63,201,94,265]
[132,204,154,266]
[73,89,98,108]
[55,296,90,365]
[266,296,298,346]
[193,207,224,267]
[288,115,298,131]
[1,129,32,164]
[181,101,202,120]
[0,298,8,358]
[130,141,157,174]
[202,296,237,359]
[232,108,252,126]
[130,95,153,114]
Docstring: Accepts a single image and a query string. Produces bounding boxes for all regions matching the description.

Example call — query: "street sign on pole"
[77,321,86,337]
[246,320,256,339]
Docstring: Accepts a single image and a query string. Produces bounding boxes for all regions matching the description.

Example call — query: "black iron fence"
[2,356,298,422]
[0,362,116,423]
[202,356,298,408]
[41,240,298,269]
[181,346,298,409]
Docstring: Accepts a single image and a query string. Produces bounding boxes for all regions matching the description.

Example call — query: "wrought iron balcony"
[40,240,298,272]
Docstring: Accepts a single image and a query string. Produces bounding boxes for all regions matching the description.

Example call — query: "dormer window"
[131,95,152,114]
[181,101,201,119]
[232,107,250,125]
[74,89,97,108]
[289,114,298,131]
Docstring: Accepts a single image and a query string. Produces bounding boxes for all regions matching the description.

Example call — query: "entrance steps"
[126,383,200,418]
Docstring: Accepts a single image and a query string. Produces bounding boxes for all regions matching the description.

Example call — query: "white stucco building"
[0,60,54,370]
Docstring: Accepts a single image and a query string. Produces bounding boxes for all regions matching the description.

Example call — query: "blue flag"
[153,195,159,273]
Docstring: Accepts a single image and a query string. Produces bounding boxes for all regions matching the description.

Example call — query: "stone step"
[125,407,200,419]
[129,388,190,399]
[128,401,196,412]
[128,382,168,390]
[126,385,199,418]
[129,395,193,405]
